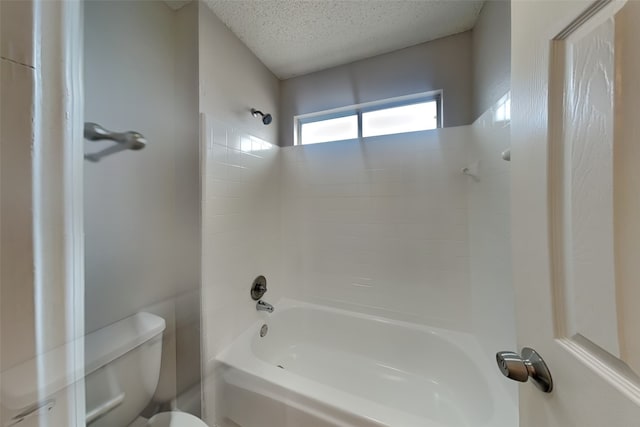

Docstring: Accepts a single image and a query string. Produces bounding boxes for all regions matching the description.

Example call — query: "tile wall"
[280,127,472,330]
[467,93,517,402]
[203,110,516,422]
[201,116,281,424]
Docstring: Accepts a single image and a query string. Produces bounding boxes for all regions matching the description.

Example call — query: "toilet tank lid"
[1,312,165,410]
[85,312,166,375]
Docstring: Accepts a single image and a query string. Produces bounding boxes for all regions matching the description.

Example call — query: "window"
[362,101,438,137]
[295,92,441,145]
[300,114,358,145]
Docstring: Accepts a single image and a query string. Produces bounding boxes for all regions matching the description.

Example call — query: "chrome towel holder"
[83,122,147,162]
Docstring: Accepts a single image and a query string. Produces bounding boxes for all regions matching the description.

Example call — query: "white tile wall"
[201,116,282,424]
[202,115,281,361]
[280,127,472,330]
[467,93,517,401]
[202,110,517,422]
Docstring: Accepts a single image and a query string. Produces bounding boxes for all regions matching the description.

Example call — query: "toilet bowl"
[148,411,209,427]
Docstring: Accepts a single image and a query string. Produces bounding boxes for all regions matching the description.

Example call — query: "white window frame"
[293,90,443,146]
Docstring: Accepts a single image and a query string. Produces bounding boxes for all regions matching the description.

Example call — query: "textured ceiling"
[204,0,484,79]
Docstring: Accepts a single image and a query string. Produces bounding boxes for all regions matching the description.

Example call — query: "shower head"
[251,108,272,125]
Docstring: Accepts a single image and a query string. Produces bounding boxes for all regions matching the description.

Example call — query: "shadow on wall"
[138,290,202,416]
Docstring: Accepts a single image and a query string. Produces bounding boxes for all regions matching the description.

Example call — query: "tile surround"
[204,115,515,345]
[280,128,473,330]
[201,116,282,424]
[467,92,517,401]
[194,97,518,426]
[202,116,281,360]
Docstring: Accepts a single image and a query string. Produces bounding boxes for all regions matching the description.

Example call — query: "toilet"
[147,412,209,426]
[84,312,208,427]
[1,311,207,427]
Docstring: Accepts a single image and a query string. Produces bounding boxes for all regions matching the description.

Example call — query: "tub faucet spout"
[256,300,274,313]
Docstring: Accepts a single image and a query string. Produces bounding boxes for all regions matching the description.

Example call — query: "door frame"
[33,0,85,424]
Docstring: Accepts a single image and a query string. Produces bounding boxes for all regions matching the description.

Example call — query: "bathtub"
[215,299,517,427]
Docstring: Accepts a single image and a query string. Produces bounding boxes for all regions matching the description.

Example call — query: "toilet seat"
[147,412,209,427]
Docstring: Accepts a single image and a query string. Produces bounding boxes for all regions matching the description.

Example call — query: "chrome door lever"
[496,347,553,393]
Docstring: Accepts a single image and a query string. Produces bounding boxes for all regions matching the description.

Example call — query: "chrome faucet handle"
[251,275,267,300]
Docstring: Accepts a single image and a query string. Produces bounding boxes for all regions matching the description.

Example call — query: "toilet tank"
[85,312,166,427]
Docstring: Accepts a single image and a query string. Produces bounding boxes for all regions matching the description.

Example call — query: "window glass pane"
[301,115,358,145]
[362,101,438,138]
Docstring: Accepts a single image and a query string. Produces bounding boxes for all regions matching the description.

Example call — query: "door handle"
[496,347,553,393]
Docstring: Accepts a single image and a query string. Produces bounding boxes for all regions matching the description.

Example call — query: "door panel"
[557,11,618,358]
[512,0,640,425]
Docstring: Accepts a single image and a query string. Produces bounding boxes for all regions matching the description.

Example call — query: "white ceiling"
[204,0,484,79]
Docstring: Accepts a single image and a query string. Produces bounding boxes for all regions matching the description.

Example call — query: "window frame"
[293,90,443,146]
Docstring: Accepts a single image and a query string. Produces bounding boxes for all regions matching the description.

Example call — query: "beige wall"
[173,2,203,409]
[471,0,511,120]
[198,3,279,143]
[278,31,474,146]
[83,0,201,411]
[2,1,85,425]
[198,4,283,424]
[1,0,37,376]
[1,46,36,375]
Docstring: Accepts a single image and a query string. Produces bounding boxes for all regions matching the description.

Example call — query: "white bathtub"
[216,299,517,427]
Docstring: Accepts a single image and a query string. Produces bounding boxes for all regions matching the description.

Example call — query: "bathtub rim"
[211,298,517,427]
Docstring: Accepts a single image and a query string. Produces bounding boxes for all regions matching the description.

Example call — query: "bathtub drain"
[277,365,285,369]
[260,324,268,337]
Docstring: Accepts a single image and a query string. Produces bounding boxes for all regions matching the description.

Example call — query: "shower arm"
[251,108,273,125]
[84,122,147,162]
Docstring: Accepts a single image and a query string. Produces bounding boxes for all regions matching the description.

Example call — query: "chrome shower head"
[251,108,272,125]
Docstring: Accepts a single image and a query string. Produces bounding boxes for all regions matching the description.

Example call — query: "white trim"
[34,1,85,424]
[62,2,86,424]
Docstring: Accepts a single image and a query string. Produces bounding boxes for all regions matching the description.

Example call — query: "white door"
[511,0,640,425]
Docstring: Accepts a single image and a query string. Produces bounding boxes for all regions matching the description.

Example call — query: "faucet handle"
[251,275,267,300]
